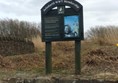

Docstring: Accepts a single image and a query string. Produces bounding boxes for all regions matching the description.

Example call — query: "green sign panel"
[41,0,84,42]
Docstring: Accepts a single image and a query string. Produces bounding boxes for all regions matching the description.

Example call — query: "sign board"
[41,0,84,42]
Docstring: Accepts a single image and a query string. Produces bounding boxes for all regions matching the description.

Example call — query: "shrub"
[86,25,118,45]
[0,19,40,40]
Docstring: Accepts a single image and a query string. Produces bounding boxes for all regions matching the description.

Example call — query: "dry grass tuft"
[32,36,45,52]
[86,26,118,45]
[52,41,74,69]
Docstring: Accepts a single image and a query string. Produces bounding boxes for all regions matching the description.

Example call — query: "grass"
[0,26,118,81]
[86,25,118,45]
[0,37,118,80]
[32,36,45,53]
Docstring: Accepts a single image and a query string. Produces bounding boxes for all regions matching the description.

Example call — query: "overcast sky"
[0,0,118,32]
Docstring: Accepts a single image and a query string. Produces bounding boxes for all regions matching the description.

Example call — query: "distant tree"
[0,19,40,40]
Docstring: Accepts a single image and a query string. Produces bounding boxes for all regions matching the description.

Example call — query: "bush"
[86,26,118,45]
[0,19,40,55]
[0,19,40,40]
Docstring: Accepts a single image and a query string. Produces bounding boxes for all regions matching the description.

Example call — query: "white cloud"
[0,0,118,32]
[81,0,118,31]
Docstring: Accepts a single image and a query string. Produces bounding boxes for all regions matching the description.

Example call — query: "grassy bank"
[0,25,118,80]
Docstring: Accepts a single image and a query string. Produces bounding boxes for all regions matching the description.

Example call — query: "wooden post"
[45,42,52,74]
[75,40,81,75]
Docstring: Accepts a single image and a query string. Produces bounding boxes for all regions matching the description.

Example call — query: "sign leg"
[45,42,52,74]
[75,40,81,75]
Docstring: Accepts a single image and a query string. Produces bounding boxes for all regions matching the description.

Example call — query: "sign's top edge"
[41,0,82,14]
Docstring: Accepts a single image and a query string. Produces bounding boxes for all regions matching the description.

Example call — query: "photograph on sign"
[64,16,79,38]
